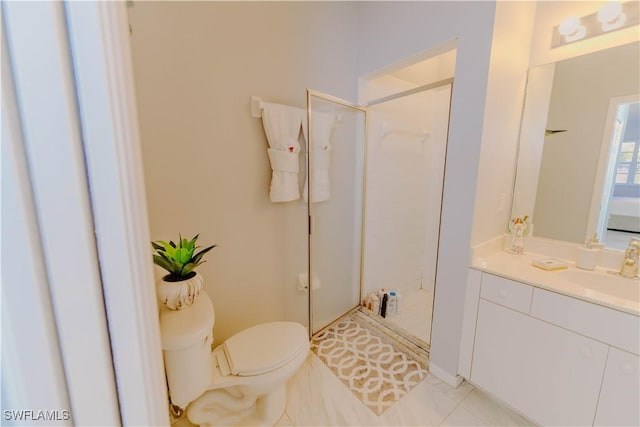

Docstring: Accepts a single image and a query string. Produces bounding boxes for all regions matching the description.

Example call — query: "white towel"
[261,103,305,202]
[304,111,335,203]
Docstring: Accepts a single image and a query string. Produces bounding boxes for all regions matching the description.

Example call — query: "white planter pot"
[157,272,204,310]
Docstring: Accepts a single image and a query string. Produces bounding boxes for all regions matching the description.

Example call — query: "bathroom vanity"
[458,238,640,426]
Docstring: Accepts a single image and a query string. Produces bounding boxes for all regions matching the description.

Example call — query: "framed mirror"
[511,41,640,250]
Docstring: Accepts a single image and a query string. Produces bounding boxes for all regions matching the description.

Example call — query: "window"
[615,141,640,184]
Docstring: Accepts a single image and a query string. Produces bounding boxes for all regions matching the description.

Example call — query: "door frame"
[586,94,640,242]
[63,2,170,424]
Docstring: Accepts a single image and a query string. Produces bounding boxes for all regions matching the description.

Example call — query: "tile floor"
[283,352,534,426]
[175,351,536,427]
[385,288,434,344]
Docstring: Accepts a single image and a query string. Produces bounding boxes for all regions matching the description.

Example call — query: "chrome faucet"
[619,238,640,278]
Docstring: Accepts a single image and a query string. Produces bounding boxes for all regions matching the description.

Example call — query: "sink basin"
[558,269,640,304]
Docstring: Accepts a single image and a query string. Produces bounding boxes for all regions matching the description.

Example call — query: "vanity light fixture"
[551,1,639,48]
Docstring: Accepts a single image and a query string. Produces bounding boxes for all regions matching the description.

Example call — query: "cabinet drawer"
[480,273,533,314]
[531,288,640,355]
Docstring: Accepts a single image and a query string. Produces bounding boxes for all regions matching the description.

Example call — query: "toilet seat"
[223,321,308,376]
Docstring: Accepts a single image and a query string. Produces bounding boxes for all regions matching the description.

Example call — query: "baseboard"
[428,362,464,388]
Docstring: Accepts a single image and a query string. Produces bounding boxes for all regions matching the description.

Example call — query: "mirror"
[512,41,640,250]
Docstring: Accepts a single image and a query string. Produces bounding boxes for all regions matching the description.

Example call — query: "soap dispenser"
[576,237,599,270]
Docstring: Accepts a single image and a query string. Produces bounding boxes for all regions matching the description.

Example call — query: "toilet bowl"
[160,292,309,426]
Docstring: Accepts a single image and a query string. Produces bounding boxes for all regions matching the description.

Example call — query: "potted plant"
[152,234,216,310]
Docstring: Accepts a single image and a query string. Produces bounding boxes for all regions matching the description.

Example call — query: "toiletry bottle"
[377,289,385,315]
[387,291,397,316]
[371,294,380,315]
[396,291,401,314]
[576,238,598,270]
[364,295,372,311]
[380,293,388,318]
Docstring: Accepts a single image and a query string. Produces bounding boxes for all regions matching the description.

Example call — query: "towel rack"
[250,95,343,122]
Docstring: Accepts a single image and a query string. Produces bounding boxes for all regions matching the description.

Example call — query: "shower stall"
[361,80,452,346]
[307,65,454,349]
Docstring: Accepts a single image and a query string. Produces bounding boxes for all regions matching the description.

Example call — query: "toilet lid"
[223,321,308,376]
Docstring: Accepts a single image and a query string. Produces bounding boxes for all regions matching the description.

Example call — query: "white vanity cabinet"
[594,347,640,426]
[472,299,608,426]
[460,270,640,426]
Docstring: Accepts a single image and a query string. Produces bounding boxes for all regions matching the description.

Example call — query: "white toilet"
[159,291,309,426]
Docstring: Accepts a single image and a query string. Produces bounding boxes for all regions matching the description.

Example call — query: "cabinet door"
[471,300,608,426]
[594,347,640,426]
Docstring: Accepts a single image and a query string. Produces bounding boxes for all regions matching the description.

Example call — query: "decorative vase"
[507,216,529,255]
[157,272,204,310]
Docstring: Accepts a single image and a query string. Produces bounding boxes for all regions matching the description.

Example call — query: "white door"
[2,32,71,422]
[2,2,169,424]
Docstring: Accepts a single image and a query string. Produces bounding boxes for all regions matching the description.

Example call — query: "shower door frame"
[306,89,368,337]
[359,77,455,351]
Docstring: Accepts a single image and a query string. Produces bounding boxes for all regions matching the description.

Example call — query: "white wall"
[511,64,555,223]
[363,74,416,104]
[533,43,640,243]
[391,49,456,87]
[355,1,497,377]
[471,1,536,248]
[128,2,360,345]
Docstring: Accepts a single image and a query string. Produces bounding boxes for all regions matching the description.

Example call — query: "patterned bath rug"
[311,315,429,415]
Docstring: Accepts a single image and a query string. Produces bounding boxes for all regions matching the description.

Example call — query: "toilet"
[159,291,309,426]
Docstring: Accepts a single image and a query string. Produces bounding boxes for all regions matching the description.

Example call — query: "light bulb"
[559,16,581,36]
[598,1,626,31]
[558,16,586,42]
[598,2,622,23]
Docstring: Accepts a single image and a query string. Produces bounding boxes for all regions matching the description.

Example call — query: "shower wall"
[363,77,450,298]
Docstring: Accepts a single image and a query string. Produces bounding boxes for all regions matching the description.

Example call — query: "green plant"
[152,234,216,282]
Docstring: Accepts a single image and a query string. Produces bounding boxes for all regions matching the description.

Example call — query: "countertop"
[471,250,640,316]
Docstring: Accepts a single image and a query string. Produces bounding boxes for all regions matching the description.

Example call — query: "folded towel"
[304,111,335,203]
[261,103,305,202]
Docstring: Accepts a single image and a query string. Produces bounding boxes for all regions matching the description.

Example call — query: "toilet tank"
[160,291,215,408]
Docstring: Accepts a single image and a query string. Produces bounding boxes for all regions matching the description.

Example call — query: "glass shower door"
[307,90,366,335]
